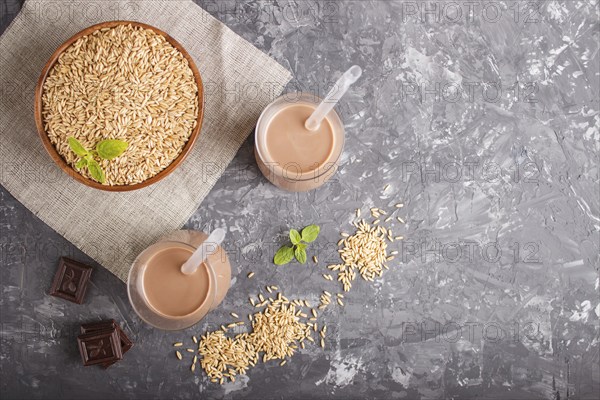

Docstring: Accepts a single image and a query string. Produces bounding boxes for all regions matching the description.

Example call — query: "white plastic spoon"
[305,65,363,131]
[180,228,226,275]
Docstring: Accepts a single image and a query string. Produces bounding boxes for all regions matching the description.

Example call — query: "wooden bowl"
[34,21,204,192]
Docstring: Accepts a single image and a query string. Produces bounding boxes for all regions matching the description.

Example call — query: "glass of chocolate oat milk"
[127,230,231,330]
[255,92,345,192]
[255,66,361,192]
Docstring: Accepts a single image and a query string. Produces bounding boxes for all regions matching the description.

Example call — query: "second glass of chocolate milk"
[255,92,345,192]
[127,230,231,330]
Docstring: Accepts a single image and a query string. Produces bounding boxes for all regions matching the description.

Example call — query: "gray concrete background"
[1,1,599,399]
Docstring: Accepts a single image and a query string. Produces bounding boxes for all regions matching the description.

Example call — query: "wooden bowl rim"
[34,20,205,192]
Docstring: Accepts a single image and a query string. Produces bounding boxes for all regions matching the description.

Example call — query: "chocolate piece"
[80,320,133,368]
[81,319,133,354]
[77,329,123,366]
[80,320,116,334]
[49,257,93,304]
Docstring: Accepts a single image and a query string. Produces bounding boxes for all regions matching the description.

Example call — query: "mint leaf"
[68,137,88,157]
[290,229,301,245]
[96,139,128,160]
[87,159,106,183]
[274,225,319,265]
[301,225,320,243]
[75,158,88,170]
[294,246,307,264]
[274,245,294,265]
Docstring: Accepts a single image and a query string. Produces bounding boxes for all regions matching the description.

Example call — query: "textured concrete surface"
[1,1,599,399]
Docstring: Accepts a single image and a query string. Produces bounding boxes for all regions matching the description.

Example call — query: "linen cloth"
[0,0,291,281]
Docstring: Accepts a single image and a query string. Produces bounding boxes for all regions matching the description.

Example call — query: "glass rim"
[255,92,345,181]
[127,240,218,327]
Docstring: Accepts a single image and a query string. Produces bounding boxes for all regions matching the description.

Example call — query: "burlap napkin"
[0,0,291,282]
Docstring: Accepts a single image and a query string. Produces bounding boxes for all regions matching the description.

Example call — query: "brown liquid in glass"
[264,104,335,174]
[142,245,210,317]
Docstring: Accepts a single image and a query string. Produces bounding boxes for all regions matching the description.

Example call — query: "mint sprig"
[274,225,320,265]
[67,137,128,184]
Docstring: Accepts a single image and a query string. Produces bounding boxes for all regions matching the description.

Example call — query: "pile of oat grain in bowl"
[41,24,199,186]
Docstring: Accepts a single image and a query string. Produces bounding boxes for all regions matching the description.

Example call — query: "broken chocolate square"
[77,329,123,366]
[49,257,93,304]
